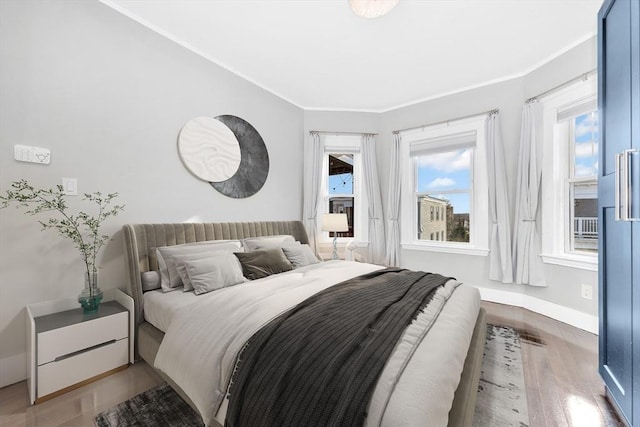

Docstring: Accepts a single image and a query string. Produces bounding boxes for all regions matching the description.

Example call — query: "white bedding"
[151,261,480,427]
[143,288,200,332]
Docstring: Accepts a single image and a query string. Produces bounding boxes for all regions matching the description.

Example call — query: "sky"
[574,111,598,178]
[417,148,471,214]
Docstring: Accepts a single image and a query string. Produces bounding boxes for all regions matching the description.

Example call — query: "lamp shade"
[321,213,349,232]
[349,0,399,19]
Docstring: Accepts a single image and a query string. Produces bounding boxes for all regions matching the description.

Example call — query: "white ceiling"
[102,0,603,112]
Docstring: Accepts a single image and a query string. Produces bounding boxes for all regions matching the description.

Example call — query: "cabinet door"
[598,0,634,423]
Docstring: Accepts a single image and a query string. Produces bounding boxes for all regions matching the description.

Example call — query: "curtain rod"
[309,130,378,136]
[392,108,499,135]
[526,68,597,103]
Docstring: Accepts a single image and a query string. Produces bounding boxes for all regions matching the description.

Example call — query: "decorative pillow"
[182,252,246,295]
[242,235,296,252]
[171,250,233,292]
[141,270,162,292]
[156,240,243,292]
[234,248,293,280]
[282,244,321,269]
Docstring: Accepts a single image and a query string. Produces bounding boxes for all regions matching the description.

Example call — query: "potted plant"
[1,179,124,313]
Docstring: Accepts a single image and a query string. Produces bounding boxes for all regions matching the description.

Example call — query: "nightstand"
[26,289,133,404]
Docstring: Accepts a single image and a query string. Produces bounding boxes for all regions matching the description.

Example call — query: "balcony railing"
[574,217,598,239]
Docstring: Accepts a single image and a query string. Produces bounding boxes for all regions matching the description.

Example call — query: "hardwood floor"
[0,301,622,427]
[483,301,624,427]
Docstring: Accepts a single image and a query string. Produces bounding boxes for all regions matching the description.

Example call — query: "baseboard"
[478,287,599,335]
[0,352,26,388]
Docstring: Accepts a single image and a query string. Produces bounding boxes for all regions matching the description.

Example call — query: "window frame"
[400,116,489,256]
[539,77,598,271]
[318,135,369,244]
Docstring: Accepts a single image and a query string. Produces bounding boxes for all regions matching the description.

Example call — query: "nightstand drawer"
[37,338,128,397]
[38,311,128,364]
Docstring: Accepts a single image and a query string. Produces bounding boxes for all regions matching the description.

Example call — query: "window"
[569,111,598,253]
[401,116,489,255]
[327,153,355,238]
[540,76,598,270]
[319,135,368,242]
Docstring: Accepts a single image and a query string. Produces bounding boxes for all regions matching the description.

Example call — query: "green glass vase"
[78,271,103,314]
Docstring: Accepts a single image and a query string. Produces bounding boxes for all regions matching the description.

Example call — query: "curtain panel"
[486,112,514,283]
[513,101,546,286]
[302,132,323,255]
[385,133,402,267]
[362,135,385,264]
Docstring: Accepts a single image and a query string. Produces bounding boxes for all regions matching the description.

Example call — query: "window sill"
[540,253,598,271]
[401,243,489,256]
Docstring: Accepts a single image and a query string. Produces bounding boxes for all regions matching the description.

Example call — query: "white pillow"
[183,252,246,295]
[242,235,296,252]
[172,250,232,292]
[156,240,243,292]
[282,244,321,269]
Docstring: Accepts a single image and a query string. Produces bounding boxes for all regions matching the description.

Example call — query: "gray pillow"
[171,250,232,292]
[141,270,162,292]
[182,252,246,295]
[156,240,243,292]
[282,244,320,269]
[234,248,293,280]
[242,235,296,252]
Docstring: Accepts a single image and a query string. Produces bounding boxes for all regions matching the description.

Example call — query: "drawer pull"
[54,339,117,362]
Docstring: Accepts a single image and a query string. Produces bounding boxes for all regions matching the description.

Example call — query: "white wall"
[0,1,304,387]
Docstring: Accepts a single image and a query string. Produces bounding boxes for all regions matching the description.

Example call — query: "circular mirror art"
[178,115,269,198]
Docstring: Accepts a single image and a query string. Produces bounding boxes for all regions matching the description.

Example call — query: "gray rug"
[94,383,203,427]
[474,324,530,427]
[95,324,529,426]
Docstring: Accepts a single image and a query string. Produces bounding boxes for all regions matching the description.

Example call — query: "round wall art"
[178,115,269,198]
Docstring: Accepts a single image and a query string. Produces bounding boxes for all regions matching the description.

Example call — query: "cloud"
[418,149,471,172]
[575,113,599,140]
[575,141,598,158]
[427,177,456,189]
[575,163,596,177]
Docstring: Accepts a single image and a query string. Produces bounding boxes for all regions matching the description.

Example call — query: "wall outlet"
[581,284,593,300]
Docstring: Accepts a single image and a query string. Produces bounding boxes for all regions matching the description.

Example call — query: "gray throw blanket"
[225,268,451,427]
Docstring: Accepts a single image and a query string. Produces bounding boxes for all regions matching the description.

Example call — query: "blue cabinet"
[598,0,640,425]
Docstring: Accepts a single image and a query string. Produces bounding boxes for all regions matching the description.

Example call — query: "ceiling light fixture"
[349,0,399,19]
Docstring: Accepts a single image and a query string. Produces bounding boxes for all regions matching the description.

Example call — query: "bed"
[123,221,486,427]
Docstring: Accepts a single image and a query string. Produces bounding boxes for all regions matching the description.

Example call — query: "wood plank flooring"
[483,301,624,427]
[0,301,623,427]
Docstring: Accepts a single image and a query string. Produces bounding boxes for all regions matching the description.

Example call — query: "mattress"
[143,288,200,332]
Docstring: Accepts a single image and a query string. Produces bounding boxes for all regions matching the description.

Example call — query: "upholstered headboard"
[123,221,310,329]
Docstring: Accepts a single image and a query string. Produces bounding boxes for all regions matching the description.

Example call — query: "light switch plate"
[14,144,51,165]
[62,178,78,196]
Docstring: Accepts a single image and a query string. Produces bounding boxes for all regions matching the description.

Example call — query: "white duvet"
[153,261,480,427]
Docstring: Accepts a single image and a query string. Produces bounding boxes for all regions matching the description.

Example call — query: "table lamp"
[321,213,349,260]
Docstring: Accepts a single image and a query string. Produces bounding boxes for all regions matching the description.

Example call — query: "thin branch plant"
[1,179,124,303]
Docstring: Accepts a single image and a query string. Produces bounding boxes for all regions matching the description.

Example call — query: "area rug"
[473,324,530,427]
[94,383,203,427]
[95,324,529,426]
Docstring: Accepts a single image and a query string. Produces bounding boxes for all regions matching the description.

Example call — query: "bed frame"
[123,220,486,427]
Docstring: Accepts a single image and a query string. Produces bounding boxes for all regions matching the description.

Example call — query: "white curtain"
[362,134,385,264]
[486,112,514,283]
[513,101,546,286]
[302,132,323,255]
[385,133,402,267]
